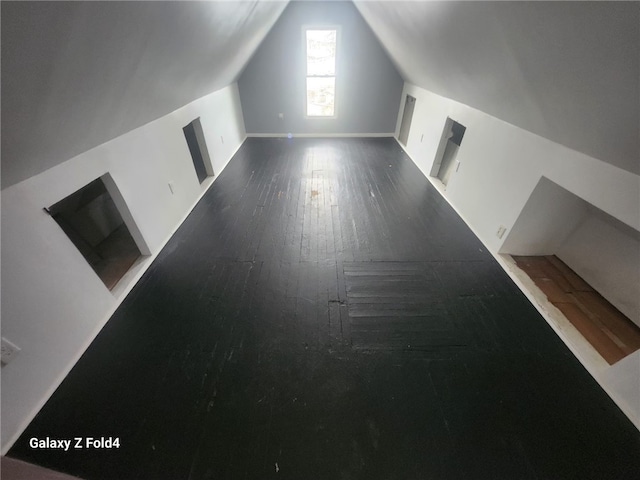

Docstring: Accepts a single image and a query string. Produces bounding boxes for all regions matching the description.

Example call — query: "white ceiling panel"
[354,1,639,174]
[1,0,289,188]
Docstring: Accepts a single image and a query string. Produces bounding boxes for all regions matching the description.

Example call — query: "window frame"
[303,25,340,119]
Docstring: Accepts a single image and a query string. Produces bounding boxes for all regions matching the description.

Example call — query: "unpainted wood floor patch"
[512,255,640,364]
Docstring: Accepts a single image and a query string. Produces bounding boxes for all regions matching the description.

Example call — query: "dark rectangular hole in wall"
[398,94,416,146]
[183,118,213,184]
[450,121,466,146]
[47,177,142,291]
[432,118,467,187]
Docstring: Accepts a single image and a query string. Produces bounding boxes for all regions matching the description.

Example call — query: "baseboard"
[246,133,395,138]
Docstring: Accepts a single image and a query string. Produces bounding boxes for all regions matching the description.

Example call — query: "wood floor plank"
[545,255,594,292]
[555,302,627,364]
[572,291,640,352]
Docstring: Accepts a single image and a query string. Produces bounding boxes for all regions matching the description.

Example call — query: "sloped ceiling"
[354,1,640,175]
[3,1,638,190]
[1,0,288,189]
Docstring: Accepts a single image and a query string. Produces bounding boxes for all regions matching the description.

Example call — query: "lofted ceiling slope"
[354,1,640,175]
[1,0,288,189]
[3,1,638,190]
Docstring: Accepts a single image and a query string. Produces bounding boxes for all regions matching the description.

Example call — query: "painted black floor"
[9,138,640,479]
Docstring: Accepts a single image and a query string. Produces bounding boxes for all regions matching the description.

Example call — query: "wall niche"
[47,174,147,291]
[430,117,467,187]
[183,117,214,184]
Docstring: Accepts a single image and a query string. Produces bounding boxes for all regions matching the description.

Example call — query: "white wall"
[1,83,246,454]
[395,81,640,428]
[395,83,640,251]
[499,177,590,256]
[601,351,640,428]
[556,212,640,325]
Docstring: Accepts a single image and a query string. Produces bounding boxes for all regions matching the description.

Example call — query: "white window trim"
[303,25,340,120]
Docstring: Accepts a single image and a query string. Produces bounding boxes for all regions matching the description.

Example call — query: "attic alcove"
[183,117,214,184]
[500,177,640,331]
[430,117,467,186]
[398,94,416,146]
[47,173,150,291]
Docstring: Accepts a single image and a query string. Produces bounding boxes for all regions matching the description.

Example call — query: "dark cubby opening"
[183,118,213,184]
[48,177,142,290]
[398,94,416,146]
[431,118,467,187]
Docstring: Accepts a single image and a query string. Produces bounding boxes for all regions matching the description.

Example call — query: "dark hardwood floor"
[9,138,640,479]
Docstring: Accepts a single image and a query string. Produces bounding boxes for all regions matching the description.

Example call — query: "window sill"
[304,115,338,120]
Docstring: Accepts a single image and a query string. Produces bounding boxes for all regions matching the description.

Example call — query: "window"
[305,28,337,117]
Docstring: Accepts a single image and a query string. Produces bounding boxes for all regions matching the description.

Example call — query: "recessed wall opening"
[501,177,640,364]
[183,118,214,184]
[47,174,148,291]
[430,117,466,186]
[398,94,416,146]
